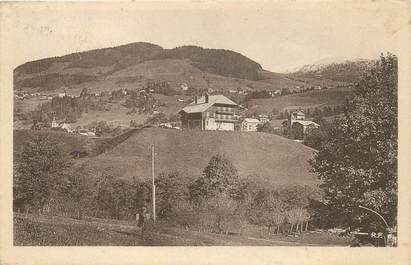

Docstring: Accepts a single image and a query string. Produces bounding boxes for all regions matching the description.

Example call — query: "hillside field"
[13,130,93,158]
[248,87,353,114]
[80,127,318,186]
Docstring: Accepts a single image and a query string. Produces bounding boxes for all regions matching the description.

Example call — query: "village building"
[288,110,306,126]
[258,114,270,124]
[179,94,238,131]
[51,116,59,128]
[241,118,260,132]
[60,123,73,133]
[180,83,189,91]
[288,110,319,140]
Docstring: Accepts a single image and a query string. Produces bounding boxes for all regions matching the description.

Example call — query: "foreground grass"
[14,214,143,246]
[14,213,350,246]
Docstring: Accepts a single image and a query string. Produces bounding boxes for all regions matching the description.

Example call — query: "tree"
[303,121,330,150]
[171,200,199,229]
[155,171,188,219]
[94,174,129,219]
[58,170,89,218]
[189,154,240,203]
[208,193,241,234]
[310,54,398,228]
[257,122,274,133]
[144,112,167,125]
[265,194,286,234]
[286,208,306,233]
[14,135,73,212]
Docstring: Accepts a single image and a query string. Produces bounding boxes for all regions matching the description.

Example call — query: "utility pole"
[152,144,156,222]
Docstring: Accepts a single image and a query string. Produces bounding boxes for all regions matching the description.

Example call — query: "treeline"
[15,73,99,92]
[14,42,264,92]
[30,93,110,127]
[161,46,263,81]
[245,86,335,101]
[306,54,398,229]
[274,105,344,120]
[14,137,319,235]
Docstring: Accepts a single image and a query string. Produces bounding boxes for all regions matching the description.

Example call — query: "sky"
[3,1,405,72]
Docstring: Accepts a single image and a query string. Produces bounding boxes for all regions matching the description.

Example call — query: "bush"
[171,200,199,229]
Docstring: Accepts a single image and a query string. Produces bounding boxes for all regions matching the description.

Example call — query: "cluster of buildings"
[240,114,269,132]
[14,89,78,101]
[14,91,52,101]
[178,94,320,139]
[287,110,319,139]
[51,116,96,136]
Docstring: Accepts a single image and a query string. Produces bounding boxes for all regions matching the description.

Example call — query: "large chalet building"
[179,94,238,131]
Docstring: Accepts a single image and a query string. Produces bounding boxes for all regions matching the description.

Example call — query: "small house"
[60,123,73,133]
[180,83,189,91]
[274,89,282,96]
[241,118,260,132]
[51,116,59,128]
[258,114,270,124]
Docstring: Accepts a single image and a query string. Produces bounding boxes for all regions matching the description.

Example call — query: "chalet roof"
[243,118,260,123]
[180,95,238,114]
[293,120,319,127]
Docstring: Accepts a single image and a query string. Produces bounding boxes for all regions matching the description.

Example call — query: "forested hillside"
[14,42,265,91]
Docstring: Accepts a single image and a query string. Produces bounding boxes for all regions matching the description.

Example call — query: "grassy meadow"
[81,127,318,185]
[248,87,353,113]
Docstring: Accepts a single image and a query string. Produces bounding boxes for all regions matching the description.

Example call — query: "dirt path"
[14,213,348,246]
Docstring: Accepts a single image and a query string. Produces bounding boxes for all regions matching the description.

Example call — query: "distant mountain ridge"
[291,58,376,83]
[14,42,367,94]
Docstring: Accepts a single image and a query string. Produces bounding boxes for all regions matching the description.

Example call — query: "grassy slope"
[248,87,353,113]
[81,127,318,186]
[13,130,92,158]
[13,129,138,159]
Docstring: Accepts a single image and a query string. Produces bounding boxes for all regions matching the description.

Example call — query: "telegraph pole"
[151,144,156,222]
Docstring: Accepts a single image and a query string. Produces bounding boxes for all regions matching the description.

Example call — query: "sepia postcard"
[0,1,410,265]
